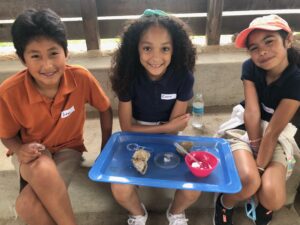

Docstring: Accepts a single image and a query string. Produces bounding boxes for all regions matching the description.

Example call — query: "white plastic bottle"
[192,93,204,129]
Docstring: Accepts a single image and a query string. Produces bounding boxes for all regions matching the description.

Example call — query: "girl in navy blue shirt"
[110,9,199,225]
[214,15,300,225]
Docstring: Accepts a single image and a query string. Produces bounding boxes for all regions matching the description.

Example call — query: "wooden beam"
[80,0,100,50]
[206,0,224,45]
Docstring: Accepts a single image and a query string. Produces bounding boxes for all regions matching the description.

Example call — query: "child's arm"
[243,80,262,145]
[1,136,43,163]
[118,101,189,134]
[256,99,300,169]
[167,100,190,134]
[169,100,189,120]
[99,107,113,150]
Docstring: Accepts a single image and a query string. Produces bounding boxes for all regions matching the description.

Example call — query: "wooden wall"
[0,0,300,49]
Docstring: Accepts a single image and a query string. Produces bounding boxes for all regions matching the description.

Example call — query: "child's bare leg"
[17,154,77,225]
[16,185,55,225]
[111,183,145,216]
[169,190,201,214]
[222,150,261,207]
[258,162,286,210]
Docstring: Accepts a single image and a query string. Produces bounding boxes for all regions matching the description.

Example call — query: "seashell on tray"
[132,149,151,175]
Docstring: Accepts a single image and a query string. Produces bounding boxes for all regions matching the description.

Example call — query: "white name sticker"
[261,103,274,114]
[61,106,75,118]
[161,93,177,100]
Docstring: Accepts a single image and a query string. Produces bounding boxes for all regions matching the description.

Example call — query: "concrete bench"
[1,110,300,225]
[0,49,299,224]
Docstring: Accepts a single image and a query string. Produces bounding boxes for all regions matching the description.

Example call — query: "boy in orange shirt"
[0,8,112,225]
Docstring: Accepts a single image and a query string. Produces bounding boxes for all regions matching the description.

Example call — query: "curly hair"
[110,14,196,98]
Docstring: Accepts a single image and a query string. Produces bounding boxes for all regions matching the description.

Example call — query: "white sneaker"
[127,204,148,225]
[166,204,189,225]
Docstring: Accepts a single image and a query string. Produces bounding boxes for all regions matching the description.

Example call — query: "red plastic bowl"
[185,151,218,177]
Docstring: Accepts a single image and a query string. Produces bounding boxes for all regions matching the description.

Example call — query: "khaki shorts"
[223,129,287,168]
[12,148,83,191]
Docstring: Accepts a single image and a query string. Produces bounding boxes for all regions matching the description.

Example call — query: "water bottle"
[192,93,204,129]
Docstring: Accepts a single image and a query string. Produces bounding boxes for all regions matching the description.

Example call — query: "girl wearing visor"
[214,15,300,225]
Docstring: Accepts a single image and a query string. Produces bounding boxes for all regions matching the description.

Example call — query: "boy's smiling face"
[23,36,67,91]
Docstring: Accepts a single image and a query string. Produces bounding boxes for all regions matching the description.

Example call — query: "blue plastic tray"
[88,132,241,193]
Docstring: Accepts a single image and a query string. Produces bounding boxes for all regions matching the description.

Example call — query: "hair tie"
[142,9,168,17]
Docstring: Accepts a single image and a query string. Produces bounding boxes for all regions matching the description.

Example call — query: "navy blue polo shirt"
[119,66,194,122]
[241,59,300,122]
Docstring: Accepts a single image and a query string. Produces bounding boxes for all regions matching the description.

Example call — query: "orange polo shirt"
[0,65,110,153]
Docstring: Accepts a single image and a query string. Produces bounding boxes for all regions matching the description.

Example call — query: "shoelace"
[127,216,146,225]
[169,214,189,225]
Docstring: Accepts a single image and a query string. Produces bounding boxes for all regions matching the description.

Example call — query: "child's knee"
[111,183,135,200]
[240,170,261,191]
[261,194,285,211]
[179,190,201,201]
[260,182,286,210]
[23,155,57,181]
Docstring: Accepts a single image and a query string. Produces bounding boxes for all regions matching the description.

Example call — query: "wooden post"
[205,0,224,45]
[80,0,100,50]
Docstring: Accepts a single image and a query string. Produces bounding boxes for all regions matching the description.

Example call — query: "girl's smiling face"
[138,25,173,80]
[247,29,291,75]
[23,36,67,90]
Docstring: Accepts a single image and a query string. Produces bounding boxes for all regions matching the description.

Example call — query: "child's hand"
[249,139,261,158]
[168,113,190,132]
[15,142,45,164]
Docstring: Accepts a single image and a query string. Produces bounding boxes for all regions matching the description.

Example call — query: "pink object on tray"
[185,151,218,177]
